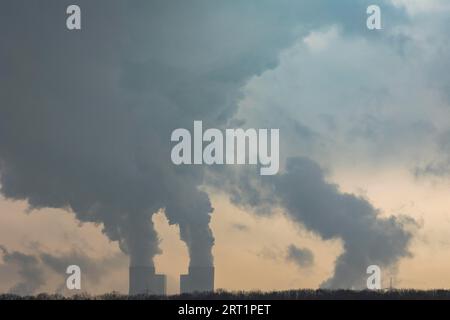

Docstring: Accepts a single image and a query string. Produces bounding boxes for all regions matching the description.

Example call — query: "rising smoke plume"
[0,0,412,287]
[215,158,416,288]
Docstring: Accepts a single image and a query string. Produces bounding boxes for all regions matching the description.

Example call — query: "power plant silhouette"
[129,266,214,295]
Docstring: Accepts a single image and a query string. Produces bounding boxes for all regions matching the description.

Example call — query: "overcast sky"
[1,0,450,294]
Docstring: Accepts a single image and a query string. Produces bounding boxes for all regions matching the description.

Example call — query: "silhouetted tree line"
[2,289,450,300]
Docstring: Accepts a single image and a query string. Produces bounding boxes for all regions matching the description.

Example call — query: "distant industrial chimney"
[180,266,214,293]
[129,266,166,295]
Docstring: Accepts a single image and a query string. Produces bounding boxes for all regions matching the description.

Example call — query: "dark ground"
[2,289,450,300]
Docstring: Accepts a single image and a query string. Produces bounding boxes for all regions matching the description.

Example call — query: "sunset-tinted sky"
[1,0,450,294]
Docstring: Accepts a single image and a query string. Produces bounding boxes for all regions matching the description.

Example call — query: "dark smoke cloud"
[0,0,407,282]
[276,158,415,288]
[0,245,126,294]
[40,250,126,286]
[215,157,416,288]
[0,246,45,295]
[286,245,314,269]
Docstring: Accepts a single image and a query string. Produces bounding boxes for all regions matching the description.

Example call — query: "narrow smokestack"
[180,266,214,293]
[129,266,166,295]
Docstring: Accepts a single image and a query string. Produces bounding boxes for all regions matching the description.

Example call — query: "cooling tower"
[180,266,215,293]
[129,266,166,295]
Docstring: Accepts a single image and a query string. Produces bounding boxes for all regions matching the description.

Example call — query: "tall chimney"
[129,266,166,295]
[180,266,214,293]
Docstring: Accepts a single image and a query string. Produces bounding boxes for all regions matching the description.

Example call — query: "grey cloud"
[415,130,450,179]
[235,10,450,172]
[0,0,408,285]
[415,160,450,179]
[40,250,126,286]
[276,158,415,288]
[0,246,45,295]
[0,245,126,294]
[219,157,416,289]
[286,245,314,268]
